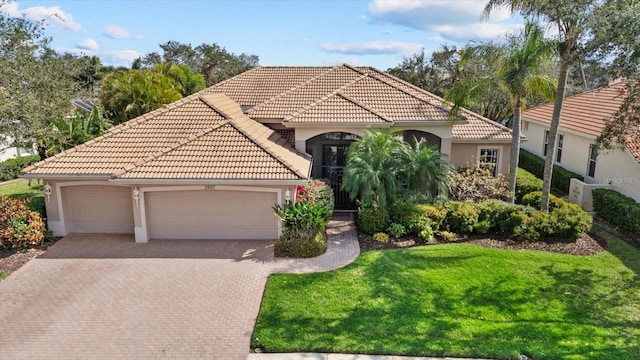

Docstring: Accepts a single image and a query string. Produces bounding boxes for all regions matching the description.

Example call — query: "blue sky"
[3,0,524,70]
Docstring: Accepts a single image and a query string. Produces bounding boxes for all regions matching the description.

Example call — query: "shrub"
[518,149,583,193]
[389,201,429,234]
[387,223,407,239]
[443,201,479,234]
[521,191,565,211]
[274,200,332,233]
[0,196,46,249]
[435,230,457,242]
[297,179,334,212]
[527,201,592,242]
[0,155,40,181]
[474,220,491,234]
[449,163,509,202]
[275,227,327,258]
[515,168,543,203]
[592,189,640,235]
[476,200,530,234]
[423,204,447,230]
[357,206,391,235]
[418,227,433,241]
[373,232,390,243]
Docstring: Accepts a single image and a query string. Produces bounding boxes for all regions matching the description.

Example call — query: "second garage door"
[146,190,278,240]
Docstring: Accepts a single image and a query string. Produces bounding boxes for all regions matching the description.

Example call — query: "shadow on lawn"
[254,242,640,358]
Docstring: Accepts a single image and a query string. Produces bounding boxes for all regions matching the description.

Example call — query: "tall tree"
[153,63,205,96]
[141,41,259,86]
[446,22,556,203]
[0,5,83,159]
[483,0,640,211]
[100,69,182,124]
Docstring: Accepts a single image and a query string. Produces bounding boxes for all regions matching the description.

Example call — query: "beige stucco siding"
[145,189,278,240]
[450,143,511,175]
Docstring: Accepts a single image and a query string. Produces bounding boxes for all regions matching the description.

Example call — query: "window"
[556,134,564,163]
[479,148,500,176]
[587,145,597,177]
[543,130,564,163]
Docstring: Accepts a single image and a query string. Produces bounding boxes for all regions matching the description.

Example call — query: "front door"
[322,144,355,210]
[306,132,359,210]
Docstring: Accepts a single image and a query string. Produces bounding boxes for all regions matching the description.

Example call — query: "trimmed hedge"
[357,207,391,235]
[592,189,640,235]
[0,155,40,181]
[515,168,543,203]
[519,149,583,193]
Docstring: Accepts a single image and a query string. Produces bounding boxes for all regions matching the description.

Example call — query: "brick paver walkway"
[0,217,359,360]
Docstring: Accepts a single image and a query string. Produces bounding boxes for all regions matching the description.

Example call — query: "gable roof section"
[23,94,311,180]
[523,80,627,137]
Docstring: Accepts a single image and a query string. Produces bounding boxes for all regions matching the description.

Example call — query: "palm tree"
[446,22,556,203]
[341,129,407,208]
[153,63,205,96]
[342,130,454,208]
[402,138,454,201]
[483,0,593,210]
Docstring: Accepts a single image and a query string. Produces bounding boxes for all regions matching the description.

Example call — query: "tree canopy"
[139,41,259,86]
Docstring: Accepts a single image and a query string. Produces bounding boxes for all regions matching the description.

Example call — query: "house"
[21,64,515,243]
[1,134,35,162]
[522,80,640,203]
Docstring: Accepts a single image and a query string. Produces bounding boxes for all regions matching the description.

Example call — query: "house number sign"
[204,185,216,190]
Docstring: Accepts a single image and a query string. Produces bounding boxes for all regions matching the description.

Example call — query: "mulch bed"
[0,247,46,277]
[359,231,608,256]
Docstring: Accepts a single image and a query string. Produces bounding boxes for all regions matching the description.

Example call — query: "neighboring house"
[522,80,640,202]
[0,134,35,162]
[21,64,515,243]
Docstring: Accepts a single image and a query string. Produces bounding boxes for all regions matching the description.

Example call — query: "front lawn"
[0,178,44,215]
[252,228,640,359]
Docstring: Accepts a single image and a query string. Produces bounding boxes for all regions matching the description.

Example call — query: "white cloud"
[101,49,141,64]
[102,25,143,39]
[318,41,423,56]
[368,0,518,41]
[1,2,83,31]
[77,38,99,51]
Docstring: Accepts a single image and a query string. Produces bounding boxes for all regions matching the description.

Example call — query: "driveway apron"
[0,218,359,360]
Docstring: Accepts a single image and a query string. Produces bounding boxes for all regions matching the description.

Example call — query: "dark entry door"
[322,144,356,210]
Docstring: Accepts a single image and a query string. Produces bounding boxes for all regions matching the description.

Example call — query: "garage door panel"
[63,186,134,234]
[147,190,278,240]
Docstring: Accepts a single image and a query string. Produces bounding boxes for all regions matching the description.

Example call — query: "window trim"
[477,146,502,176]
[543,130,564,163]
[543,130,549,156]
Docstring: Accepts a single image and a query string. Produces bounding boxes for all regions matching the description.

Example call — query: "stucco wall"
[450,143,511,175]
[522,118,640,202]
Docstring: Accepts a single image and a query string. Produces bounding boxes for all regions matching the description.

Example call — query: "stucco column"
[440,138,452,158]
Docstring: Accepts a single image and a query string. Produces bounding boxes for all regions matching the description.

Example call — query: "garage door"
[63,185,134,234]
[146,190,278,240]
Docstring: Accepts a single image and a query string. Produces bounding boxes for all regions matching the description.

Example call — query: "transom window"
[479,148,500,176]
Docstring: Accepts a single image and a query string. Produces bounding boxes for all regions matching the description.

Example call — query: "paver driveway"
[0,219,359,360]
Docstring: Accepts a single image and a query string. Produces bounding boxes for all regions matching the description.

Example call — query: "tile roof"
[23,64,514,179]
[523,80,627,137]
[523,80,639,162]
[23,94,311,180]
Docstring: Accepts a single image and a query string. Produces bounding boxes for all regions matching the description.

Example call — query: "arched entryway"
[306,132,360,210]
[402,130,441,151]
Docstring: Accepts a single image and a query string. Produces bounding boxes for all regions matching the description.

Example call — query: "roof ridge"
[364,69,452,115]
[22,93,213,174]
[284,72,370,120]
[200,93,310,179]
[225,114,308,179]
[112,121,231,178]
[247,64,353,114]
[337,92,393,123]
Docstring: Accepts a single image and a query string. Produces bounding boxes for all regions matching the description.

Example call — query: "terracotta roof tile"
[523,81,627,137]
[285,93,390,124]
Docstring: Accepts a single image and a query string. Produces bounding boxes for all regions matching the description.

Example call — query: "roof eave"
[108,179,309,185]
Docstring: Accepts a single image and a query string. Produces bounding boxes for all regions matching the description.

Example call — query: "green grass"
[0,179,45,216]
[253,229,640,359]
